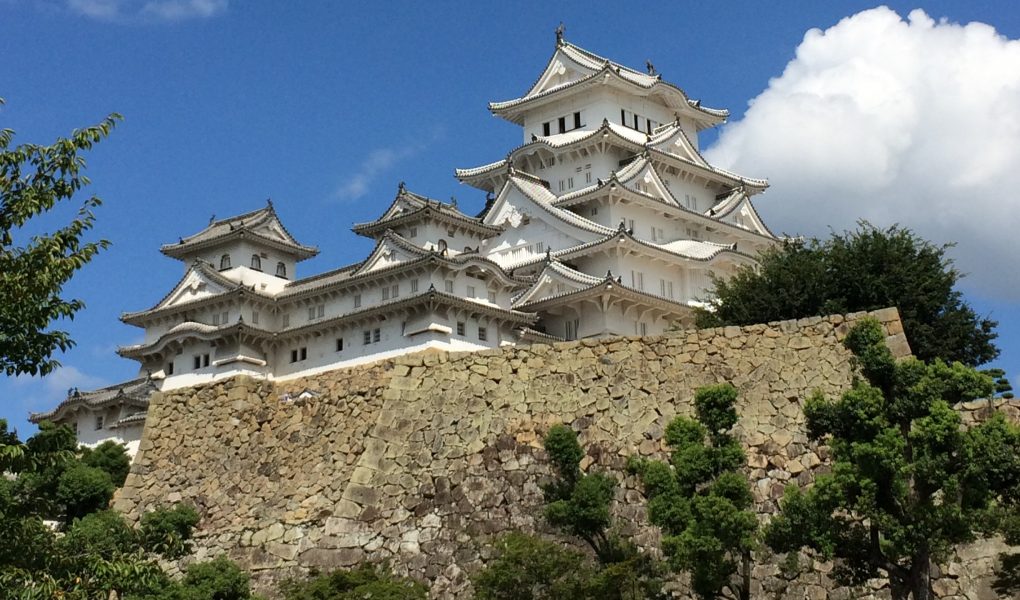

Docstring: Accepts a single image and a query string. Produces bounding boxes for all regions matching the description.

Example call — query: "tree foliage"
[699,223,998,367]
[764,318,1020,600]
[630,384,757,600]
[474,426,664,599]
[81,440,132,487]
[0,419,205,599]
[279,564,427,600]
[0,100,120,376]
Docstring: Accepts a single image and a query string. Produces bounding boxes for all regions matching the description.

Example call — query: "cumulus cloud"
[66,0,226,22]
[706,7,1020,300]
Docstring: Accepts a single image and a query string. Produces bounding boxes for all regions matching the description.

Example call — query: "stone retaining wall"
[114,309,1014,599]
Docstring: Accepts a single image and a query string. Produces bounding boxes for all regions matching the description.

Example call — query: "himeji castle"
[32,33,776,449]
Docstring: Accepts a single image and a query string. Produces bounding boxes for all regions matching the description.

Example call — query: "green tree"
[764,318,1020,600]
[0,419,205,599]
[699,223,998,367]
[474,426,663,599]
[473,532,591,600]
[630,384,757,600]
[81,440,132,487]
[279,564,427,600]
[982,368,1014,400]
[170,555,253,600]
[0,101,120,376]
[542,424,663,599]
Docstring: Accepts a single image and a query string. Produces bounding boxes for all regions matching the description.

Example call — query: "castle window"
[204,353,210,367]
[166,361,174,375]
[382,287,390,300]
[542,122,551,137]
[488,291,496,304]
[445,280,454,293]
[466,285,476,298]
[276,262,287,278]
[391,284,399,298]
[308,304,324,320]
[250,254,262,271]
[290,347,307,363]
[95,415,104,430]
[456,321,465,336]
[586,172,592,184]
[574,111,582,129]
[567,177,574,189]
[410,279,419,293]
[354,294,362,308]
[565,318,580,341]
[558,116,566,133]
[252,311,259,325]
[478,326,488,342]
[363,330,371,345]
[282,314,290,328]
[373,328,380,343]
[409,226,418,238]
[219,254,231,270]
[336,338,344,352]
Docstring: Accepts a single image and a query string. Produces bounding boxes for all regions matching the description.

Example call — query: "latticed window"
[219,254,231,270]
[276,262,287,278]
[251,254,262,271]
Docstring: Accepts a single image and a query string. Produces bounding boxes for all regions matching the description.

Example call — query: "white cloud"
[706,7,1020,300]
[12,365,108,410]
[334,130,444,202]
[66,0,226,22]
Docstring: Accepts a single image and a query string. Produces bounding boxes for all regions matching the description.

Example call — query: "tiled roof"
[490,40,728,125]
[160,201,318,260]
[30,377,157,423]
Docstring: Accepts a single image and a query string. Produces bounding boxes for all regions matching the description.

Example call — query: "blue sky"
[2,1,1018,437]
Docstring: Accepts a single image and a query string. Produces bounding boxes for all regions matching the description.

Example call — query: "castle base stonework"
[114,309,1016,599]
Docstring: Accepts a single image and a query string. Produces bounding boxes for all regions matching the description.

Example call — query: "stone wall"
[114,309,1013,599]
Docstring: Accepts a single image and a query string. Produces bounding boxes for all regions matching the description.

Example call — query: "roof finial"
[209,214,216,225]
[266,197,273,208]
[646,60,656,76]
[449,196,457,208]
[555,22,565,44]
[398,181,406,193]
[545,248,552,262]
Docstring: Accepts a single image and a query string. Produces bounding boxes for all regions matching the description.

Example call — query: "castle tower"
[454,35,775,340]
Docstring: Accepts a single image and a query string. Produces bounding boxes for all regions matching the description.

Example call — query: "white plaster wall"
[63,409,144,458]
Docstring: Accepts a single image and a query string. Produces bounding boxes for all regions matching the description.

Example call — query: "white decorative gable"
[155,265,235,312]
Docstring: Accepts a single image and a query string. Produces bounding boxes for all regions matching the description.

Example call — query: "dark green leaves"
[0,102,120,376]
[633,383,756,600]
[700,222,998,367]
[766,319,1019,598]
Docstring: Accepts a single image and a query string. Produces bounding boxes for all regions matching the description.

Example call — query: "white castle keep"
[32,34,776,451]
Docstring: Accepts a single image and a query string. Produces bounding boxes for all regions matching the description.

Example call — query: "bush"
[56,463,115,523]
[59,509,137,560]
[280,564,427,600]
[139,503,200,559]
[176,555,253,600]
[81,440,131,487]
